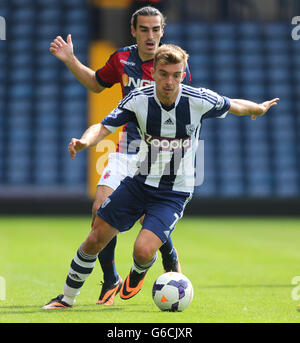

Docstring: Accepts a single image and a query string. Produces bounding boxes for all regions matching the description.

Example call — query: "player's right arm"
[68,123,111,159]
[49,34,104,93]
[68,91,138,159]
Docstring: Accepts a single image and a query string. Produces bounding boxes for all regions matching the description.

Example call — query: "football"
[152,272,193,312]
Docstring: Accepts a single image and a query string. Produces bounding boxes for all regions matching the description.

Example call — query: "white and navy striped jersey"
[102,84,230,193]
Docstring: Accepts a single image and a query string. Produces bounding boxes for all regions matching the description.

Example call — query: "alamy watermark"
[0,16,6,40]
[0,276,5,300]
[291,276,300,301]
[291,16,300,40]
[95,133,205,187]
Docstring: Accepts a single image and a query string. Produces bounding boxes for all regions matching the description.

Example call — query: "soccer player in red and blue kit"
[49,6,191,306]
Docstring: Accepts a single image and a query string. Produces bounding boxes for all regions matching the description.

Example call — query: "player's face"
[131,15,164,61]
[153,62,186,106]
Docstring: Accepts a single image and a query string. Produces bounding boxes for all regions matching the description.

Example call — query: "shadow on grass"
[198,284,292,289]
[0,303,155,315]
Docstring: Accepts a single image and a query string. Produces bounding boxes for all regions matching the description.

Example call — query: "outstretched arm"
[49,34,104,93]
[229,98,280,120]
[68,123,111,159]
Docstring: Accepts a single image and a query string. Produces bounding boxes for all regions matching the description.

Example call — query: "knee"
[84,218,115,255]
[92,199,103,219]
[133,242,156,265]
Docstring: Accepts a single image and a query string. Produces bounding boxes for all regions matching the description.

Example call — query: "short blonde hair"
[154,44,189,71]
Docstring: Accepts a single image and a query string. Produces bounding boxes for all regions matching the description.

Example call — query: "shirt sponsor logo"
[122,73,155,88]
[120,59,136,66]
[144,133,191,151]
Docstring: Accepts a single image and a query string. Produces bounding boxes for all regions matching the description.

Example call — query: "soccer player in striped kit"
[43,44,279,309]
[49,6,190,306]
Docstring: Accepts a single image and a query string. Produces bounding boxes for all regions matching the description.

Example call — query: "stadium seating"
[165,21,299,197]
[0,0,88,192]
[0,4,298,198]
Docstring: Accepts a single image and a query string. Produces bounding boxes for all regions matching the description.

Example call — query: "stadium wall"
[1,196,299,216]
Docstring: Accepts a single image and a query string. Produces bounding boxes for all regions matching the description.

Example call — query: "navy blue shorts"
[97,177,192,243]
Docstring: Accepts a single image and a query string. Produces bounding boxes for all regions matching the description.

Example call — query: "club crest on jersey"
[186,124,195,136]
[103,170,111,179]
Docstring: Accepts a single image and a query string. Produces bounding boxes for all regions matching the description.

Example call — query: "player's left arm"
[229,98,280,120]
[68,123,111,159]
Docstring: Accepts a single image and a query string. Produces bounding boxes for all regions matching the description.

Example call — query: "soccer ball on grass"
[152,272,193,312]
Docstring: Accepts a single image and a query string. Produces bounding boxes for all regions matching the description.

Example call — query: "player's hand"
[49,34,74,63]
[251,98,280,120]
[68,138,87,159]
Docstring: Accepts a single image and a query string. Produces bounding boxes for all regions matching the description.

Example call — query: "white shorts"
[97,152,138,190]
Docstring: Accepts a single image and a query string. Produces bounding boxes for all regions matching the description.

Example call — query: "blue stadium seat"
[186,23,209,39]
[35,114,59,129]
[62,0,86,6]
[7,154,31,178]
[266,53,290,67]
[191,69,211,84]
[186,39,210,54]
[37,8,61,23]
[239,54,264,68]
[240,84,265,99]
[220,179,244,196]
[35,39,53,53]
[35,100,59,115]
[188,54,210,68]
[238,23,261,38]
[11,0,34,6]
[8,100,32,116]
[61,158,86,185]
[213,68,237,82]
[35,143,58,157]
[36,69,59,82]
[263,23,289,39]
[212,54,236,67]
[9,84,33,98]
[36,54,58,67]
[35,0,62,6]
[195,173,217,196]
[268,83,291,98]
[265,39,289,53]
[211,38,236,52]
[63,24,88,39]
[35,84,60,98]
[7,168,31,184]
[62,84,85,98]
[11,8,35,22]
[9,40,32,53]
[35,158,58,185]
[240,69,265,83]
[9,54,33,67]
[195,183,216,196]
[10,69,33,82]
[65,9,88,22]
[267,69,289,83]
[62,102,86,117]
[10,24,35,38]
[36,24,60,38]
[239,38,263,51]
[34,126,58,142]
[247,170,272,193]
[212,23,236,38]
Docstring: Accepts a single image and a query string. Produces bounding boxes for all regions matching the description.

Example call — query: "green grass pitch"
[1,215,300,323]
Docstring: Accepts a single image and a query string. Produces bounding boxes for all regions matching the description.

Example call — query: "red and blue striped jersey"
[95,44,191,153]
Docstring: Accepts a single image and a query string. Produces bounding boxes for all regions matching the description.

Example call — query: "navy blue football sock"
[98,236,119,285]
[159,237,177,264]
